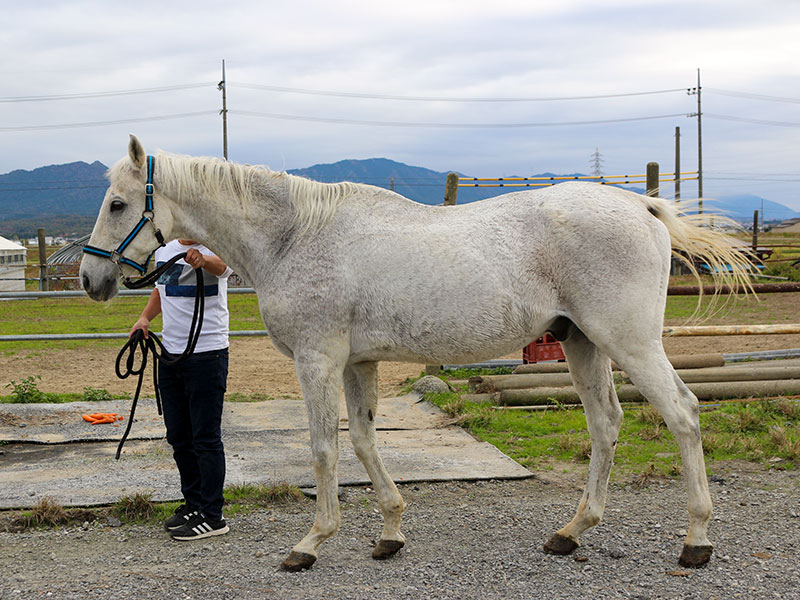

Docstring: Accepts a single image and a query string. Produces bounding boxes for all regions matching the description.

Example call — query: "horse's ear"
[128,135,146,170]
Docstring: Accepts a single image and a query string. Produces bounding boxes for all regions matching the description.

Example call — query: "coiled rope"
[113,253,204,459]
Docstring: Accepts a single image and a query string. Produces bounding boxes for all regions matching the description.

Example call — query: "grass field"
[425,386,800,478]
[0,293,264,352]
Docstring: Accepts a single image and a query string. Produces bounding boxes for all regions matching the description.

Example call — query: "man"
[130,239,232,540]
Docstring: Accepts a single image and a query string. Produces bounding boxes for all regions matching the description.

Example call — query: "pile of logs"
[463,353,800,408]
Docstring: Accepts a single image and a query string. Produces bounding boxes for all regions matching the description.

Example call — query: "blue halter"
[83,155,165,278]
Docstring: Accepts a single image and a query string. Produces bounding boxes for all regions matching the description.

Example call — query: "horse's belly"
[349,314,551,365]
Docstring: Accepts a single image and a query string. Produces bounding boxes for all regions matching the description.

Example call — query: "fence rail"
[458,172,699,188]
[0,330,268,342]
[0,287,257,299]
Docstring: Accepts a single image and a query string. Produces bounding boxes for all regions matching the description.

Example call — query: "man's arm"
[185,247,230,277]
[129,288,162,339]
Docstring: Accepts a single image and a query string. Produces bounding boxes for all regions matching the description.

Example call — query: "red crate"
[522,334,566,364]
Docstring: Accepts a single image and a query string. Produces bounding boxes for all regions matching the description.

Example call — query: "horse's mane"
[110,152,358,234]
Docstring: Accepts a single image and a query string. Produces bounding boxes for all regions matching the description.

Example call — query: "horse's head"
[80,135,174,301]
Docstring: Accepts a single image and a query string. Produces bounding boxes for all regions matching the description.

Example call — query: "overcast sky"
[2,0,799,211]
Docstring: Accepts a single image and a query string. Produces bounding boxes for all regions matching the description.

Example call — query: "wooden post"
[443,172,459,206]
[674,126,681,202]
[753,210,759,251]
[646,162,659,197]
[37,228,48,292]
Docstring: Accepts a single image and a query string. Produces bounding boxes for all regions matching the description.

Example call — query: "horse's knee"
[311,443,338,472]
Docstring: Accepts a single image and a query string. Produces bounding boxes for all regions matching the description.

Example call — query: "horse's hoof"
[678,544,713,568]
[280,551,317,572]
[543,533,579,555]
[372,539,405,560]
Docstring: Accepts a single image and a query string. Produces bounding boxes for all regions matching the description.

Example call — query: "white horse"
[81,135,753,571]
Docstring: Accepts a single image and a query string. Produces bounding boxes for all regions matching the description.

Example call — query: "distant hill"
[703,194,800,222]
[1,158,797,238]
[0,161,108,219]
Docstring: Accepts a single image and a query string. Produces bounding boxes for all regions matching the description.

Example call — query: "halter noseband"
[83,155,166,280]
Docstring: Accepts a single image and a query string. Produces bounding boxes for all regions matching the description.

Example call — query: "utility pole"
[218,59,228,160]
[674,126,681,202]
[687,68,702,212]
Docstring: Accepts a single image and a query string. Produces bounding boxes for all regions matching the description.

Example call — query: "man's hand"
[130,316,150,339]
[185,248,206,270]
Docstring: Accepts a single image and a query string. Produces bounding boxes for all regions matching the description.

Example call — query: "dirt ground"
[0,338,424,399]
[2,292,799,399]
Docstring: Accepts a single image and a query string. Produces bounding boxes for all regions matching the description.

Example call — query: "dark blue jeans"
[159,348,228,521]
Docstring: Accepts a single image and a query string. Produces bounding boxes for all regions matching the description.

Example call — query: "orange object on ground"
[81,412,120,425]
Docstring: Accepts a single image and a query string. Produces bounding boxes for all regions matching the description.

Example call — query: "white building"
[0,236,27,291]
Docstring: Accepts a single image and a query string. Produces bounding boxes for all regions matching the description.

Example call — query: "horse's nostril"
[82,274,91,291]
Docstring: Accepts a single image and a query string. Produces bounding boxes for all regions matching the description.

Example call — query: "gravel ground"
[2,464,799,600]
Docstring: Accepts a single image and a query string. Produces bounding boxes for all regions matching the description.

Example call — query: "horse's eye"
[110,200,126,213]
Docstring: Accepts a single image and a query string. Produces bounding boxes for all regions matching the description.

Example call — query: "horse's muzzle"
[80,259,120,302]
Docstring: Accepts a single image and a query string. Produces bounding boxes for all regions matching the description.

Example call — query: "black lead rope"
[113,253,205,459]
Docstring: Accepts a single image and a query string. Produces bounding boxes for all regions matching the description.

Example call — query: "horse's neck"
[163,168,289,283]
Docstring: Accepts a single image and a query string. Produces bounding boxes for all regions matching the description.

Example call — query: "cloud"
[0,0,798,209]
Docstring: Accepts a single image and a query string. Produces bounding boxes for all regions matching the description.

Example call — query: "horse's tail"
[643,196,757,316]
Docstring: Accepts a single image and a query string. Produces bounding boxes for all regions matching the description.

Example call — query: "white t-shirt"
[155,240,232,354]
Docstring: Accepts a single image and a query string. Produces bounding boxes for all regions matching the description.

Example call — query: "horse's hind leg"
[544,326,623,556]
[615,347,714,567]
[343,361,406,559]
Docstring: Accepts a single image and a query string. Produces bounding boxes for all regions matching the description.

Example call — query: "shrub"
[112,493,155,521]
[23,497,68,527]
[4,375,46,403]
[82,387,114,402]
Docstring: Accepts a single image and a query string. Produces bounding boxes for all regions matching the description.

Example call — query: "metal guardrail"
[0,330,268,342]
[0,288,257,299]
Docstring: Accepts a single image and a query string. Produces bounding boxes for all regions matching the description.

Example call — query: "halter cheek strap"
[83,155,165,278]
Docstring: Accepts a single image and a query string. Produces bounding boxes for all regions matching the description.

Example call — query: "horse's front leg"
[280,351,345,572]
[343,361,406,559]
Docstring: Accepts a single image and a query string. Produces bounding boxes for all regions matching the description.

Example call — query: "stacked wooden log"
[464,353,800,408]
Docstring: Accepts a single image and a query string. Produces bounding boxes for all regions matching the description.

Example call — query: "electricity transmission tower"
[589,148,604,177]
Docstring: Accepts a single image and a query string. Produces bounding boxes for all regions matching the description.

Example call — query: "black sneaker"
[164,504,199,531]
[170,512,229,541]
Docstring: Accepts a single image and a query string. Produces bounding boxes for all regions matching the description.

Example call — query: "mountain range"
[1,158,797,238]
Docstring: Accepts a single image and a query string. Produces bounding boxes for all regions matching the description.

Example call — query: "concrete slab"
[0,427,531,509]
[0,395,449,444]
[0,394,532,509]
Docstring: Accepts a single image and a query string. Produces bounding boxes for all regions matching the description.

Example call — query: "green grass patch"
[425,390,800,476]
[0,292,264,351]
[1,482,307,532]
[1,376,129,404]
[440,366,515,380]
[226,392,275,403]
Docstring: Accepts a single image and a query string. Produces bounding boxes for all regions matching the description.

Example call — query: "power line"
[0,184,107,193]
[232,109,688,128]
[705,113,800,128]
[0,178,107,185]
[0,83,213,103]
[705,88,800,104]
[705,176,800,183]
[231,82,686,102]
[0,110,218,132]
